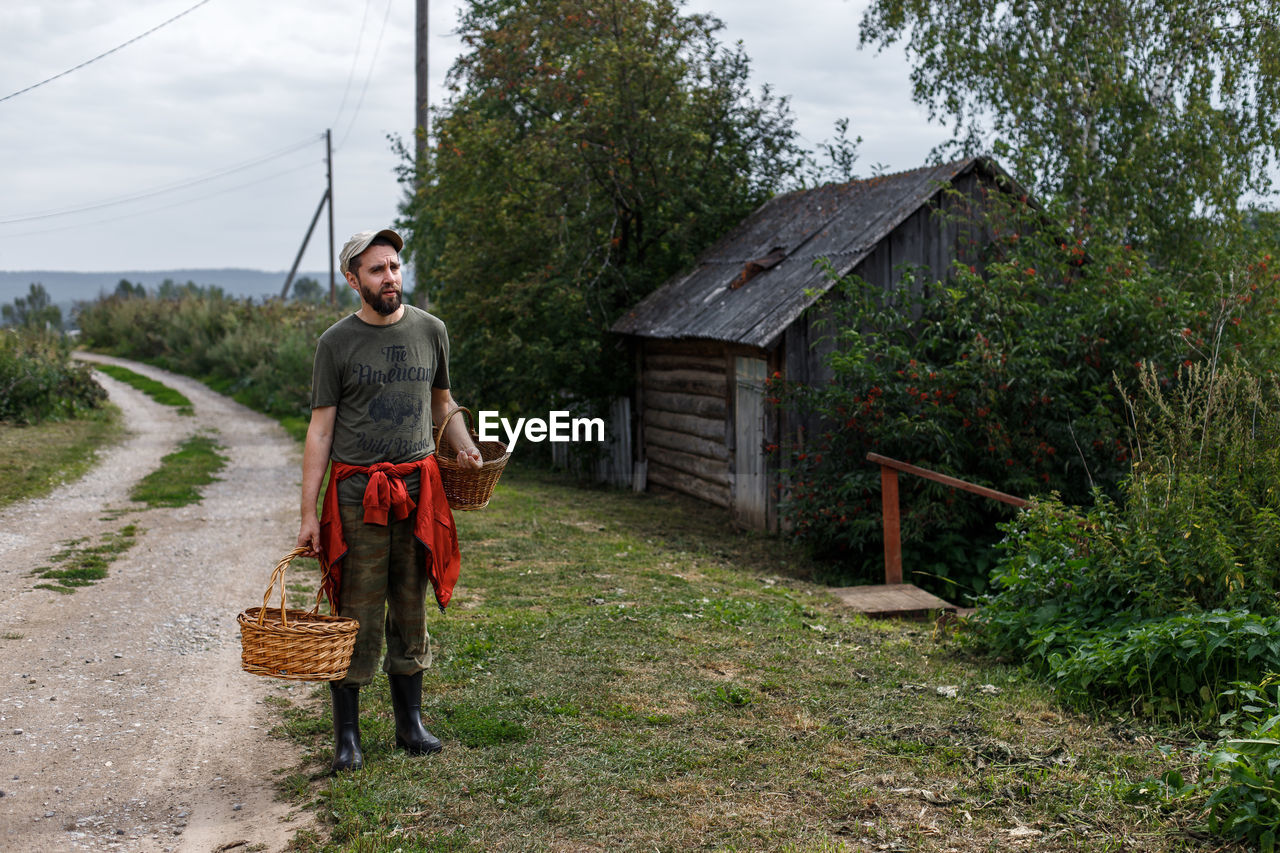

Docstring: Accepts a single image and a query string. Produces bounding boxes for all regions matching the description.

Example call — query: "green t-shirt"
[311,305,451,504]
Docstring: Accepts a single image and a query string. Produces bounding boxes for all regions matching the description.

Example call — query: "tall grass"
[973,357,1280,722]
[76,291,343,437]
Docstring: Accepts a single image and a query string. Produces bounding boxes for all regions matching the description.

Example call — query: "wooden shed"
[611,156,1015,530]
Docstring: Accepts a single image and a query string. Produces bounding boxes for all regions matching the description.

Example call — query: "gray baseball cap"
[339,228,404,274]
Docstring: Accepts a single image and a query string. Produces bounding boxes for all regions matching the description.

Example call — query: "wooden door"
[733,356,768,528]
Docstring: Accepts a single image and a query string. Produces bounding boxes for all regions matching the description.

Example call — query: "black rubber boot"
[389,672,443,754]
[329,683,364,772]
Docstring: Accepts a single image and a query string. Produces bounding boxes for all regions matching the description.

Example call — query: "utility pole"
[416,0,428,167]
[281,130,336,303]
[326,127,336,304]
[414,0,430,307]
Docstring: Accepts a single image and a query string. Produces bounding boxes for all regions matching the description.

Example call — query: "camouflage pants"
[334,503,432,688]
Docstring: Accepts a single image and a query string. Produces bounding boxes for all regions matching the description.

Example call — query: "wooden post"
[281,188,330,300]
[868,451,1027,590]
[415,0,429,163]
[325,128,335,304]
[880,464,902,585]
[414,0,430,308]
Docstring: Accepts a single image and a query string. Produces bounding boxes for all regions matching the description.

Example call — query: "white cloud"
[0,0,945,275]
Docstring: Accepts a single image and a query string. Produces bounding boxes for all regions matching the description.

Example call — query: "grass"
[32,524,139,593]
[92,362,195,415]
[201,373,310,441]
[2,367,222,597]
[0,356,1219,847]
[272,464,1214,852]
[130,432,227,507]
[0,405,123,510]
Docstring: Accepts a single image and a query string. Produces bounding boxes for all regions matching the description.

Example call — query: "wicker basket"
[435,406,510,510]
[238,547,359,681]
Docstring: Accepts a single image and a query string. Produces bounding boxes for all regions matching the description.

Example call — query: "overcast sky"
[0,0,949,276]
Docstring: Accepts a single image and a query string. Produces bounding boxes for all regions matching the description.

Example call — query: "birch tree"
[860,0,1280,251]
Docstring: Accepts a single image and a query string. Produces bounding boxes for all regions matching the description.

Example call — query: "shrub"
[1047,610,1280,720]
[1122,360,1280,612]
[1205,678,1280,850]
[972,356,1280,718]
[76,288,343,425]
[0,329,105,424]
[771,211,1193,595]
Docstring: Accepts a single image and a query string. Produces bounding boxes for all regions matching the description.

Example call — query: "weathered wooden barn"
[611,156,1015,530]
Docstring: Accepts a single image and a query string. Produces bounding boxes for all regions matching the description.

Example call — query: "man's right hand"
[297,517,321,558]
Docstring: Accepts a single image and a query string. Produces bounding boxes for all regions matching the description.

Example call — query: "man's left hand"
[457,448,483,470]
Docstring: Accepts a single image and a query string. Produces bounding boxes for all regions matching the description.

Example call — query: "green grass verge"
[130,432,228,507]
[92,363,195,415]
[271,465,1211,852]
[0,405,123,510]
[32,525,139,593]
[199,373,310,441]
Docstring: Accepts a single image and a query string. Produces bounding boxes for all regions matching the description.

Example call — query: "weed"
[439,706,529,748]
[91,363,195,415]
[130,432,227,507]
[31,525,139,593]
[0,328,106,423]
[707,683,754,708]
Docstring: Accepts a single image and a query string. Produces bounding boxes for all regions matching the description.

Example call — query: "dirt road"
[0,354,316,852]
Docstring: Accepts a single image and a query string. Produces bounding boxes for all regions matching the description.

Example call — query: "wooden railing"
[867,452,1028,585]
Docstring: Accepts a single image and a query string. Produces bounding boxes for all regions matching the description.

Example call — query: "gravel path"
[0,354,316,852]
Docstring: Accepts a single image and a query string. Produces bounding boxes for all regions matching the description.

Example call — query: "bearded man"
[296,228,481,772]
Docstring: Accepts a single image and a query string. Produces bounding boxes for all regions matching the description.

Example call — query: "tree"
[859,0,1280,252]
[3,282,61,331]
[113,278,146,299]
[291,276,356,308]
[290,276,324,303]
[401,0,802,416]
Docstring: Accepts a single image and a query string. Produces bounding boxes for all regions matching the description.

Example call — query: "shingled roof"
[612,156,1007,349]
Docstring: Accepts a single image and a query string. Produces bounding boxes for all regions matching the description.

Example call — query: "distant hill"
[0,268,332,307]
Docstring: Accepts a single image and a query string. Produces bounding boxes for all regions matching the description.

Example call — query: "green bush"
[972,357,1280,718]
[771,204,1195,595]
[0,329,105,424]
[1048,610,1280,720]
[1122,360,1280,612]
[1205,677,1280,851]
[76,289,343,425]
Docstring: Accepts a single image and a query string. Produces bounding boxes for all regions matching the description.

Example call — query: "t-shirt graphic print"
[311,305,451,504]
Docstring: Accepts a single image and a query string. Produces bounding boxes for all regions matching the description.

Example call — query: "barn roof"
[612,156,1007,349]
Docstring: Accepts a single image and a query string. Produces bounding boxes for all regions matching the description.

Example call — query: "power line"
[0,159,322,240]
[0,0,215,105]
[332,0,378,130]
[0,134,323,224]
[336,0,395,150]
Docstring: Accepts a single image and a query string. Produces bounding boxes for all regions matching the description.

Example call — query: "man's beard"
[360,281,402,316]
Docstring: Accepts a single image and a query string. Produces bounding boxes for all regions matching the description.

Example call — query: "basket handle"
[257,547,330,628]
[435,405,472,455]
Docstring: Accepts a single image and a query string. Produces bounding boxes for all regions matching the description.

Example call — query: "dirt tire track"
[0,354,317,852]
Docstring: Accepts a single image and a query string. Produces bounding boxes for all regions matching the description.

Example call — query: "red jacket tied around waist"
[318,455,460,612]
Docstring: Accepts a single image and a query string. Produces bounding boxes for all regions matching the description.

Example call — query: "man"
[297,227,482,772]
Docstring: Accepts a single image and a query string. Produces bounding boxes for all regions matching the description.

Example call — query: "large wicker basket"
[435,406,510,510]
[238,547,359,681]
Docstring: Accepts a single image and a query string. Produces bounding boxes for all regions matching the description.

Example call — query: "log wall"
[639,339,732,507]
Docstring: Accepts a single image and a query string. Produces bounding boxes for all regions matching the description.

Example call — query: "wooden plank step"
[830,583,957,620]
